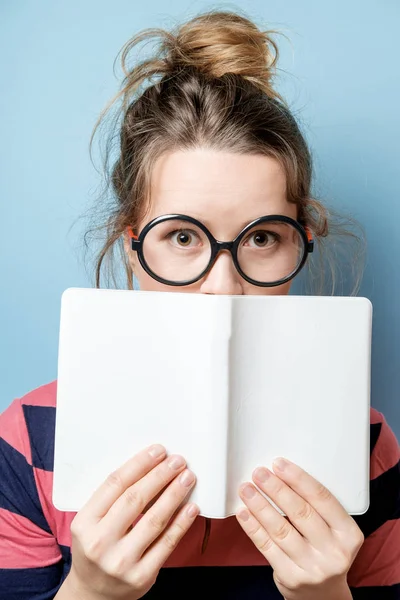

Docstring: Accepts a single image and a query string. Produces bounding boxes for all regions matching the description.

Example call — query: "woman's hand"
[236,458,364,600]
[61,444,198,600]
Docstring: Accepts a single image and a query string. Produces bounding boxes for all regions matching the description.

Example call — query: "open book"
[53,288,372,518]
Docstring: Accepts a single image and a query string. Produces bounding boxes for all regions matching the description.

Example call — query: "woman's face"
[125,149,298,295]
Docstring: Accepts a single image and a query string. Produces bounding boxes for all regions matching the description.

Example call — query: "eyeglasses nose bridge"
[207,240,239,280]
[211,240,236,265]
[215,240,234,252]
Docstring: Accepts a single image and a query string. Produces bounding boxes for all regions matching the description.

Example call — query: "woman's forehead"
[145,148,296,229]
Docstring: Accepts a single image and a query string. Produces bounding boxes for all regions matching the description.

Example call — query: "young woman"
[0,9,399,600]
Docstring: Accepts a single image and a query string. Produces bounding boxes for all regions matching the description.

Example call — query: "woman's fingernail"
[186,503,199,518]
[242,484,256,499]
[273,457,290,472]
[238,509,250,522]
[168,455,186,470]
[254,467,271,483]
[148,444,166,458]
[179,469,195,487]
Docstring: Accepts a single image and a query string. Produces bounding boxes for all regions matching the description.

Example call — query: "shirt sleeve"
[0,397,67,599]
[348,409,400,599]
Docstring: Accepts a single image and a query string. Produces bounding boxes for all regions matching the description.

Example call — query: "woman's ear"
[123,230,137,274]
[123,229,131,255]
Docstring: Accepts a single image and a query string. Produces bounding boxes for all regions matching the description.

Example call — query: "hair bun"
[162,11,280,98]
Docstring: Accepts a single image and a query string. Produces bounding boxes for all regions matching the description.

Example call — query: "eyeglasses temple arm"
[305,226,314,253]
[127,226,140,250]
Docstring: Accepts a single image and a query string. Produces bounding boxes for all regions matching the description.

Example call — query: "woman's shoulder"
[0,380,58,473]
[0,381,74,588]
[0,380,57,426]
[13,380,57,408]
[349,408,400,590]
[369,406,399,475]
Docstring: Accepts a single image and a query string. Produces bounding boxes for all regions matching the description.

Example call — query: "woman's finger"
[238,482,308,563]
[136,501,200,578]
[121,468,196,559]
[99,454,187,538]
[252,467,331,549]
[236,506,295,572]
[79,444,167,522]
[271,458,356,532]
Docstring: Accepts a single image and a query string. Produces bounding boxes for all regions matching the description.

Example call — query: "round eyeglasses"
[127,214,314,287]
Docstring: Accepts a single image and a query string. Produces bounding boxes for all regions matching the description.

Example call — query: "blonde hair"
[85,9,365,294]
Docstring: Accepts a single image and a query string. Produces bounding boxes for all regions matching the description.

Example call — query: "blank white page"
[53,289,232,516]
[226,295,371,516]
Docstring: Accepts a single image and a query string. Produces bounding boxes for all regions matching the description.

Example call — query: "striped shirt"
[0,381,399,599]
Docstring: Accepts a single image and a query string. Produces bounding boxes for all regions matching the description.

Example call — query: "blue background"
[1,1,399,437]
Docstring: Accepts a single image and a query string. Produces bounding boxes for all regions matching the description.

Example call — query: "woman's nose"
[199,251,244,295]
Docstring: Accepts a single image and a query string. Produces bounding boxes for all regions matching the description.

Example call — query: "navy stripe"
[59,544,71,572]
[0,437,51,534]
[22,405,56,472]
[354,459,400,538]
[0,563,63,600]
[143,566,283,599]
[350,583,400,599]
[0,562,398,599]
[145,567,400,599]
[370,422,382,455]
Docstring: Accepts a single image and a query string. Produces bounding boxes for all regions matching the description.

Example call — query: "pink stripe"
[370,407,382,425]
[0,508,60,569]
[348,518,400,587]
[165,516,268,567]
[0,399,32,465]
[22,380,58,408]
[370,409,400,480]
[34,467,75,547]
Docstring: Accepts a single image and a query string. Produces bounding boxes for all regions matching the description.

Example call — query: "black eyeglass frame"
[130,213,314,288]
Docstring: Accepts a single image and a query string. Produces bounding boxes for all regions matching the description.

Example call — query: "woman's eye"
[245,230,279,248]
[167,229,200,247]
